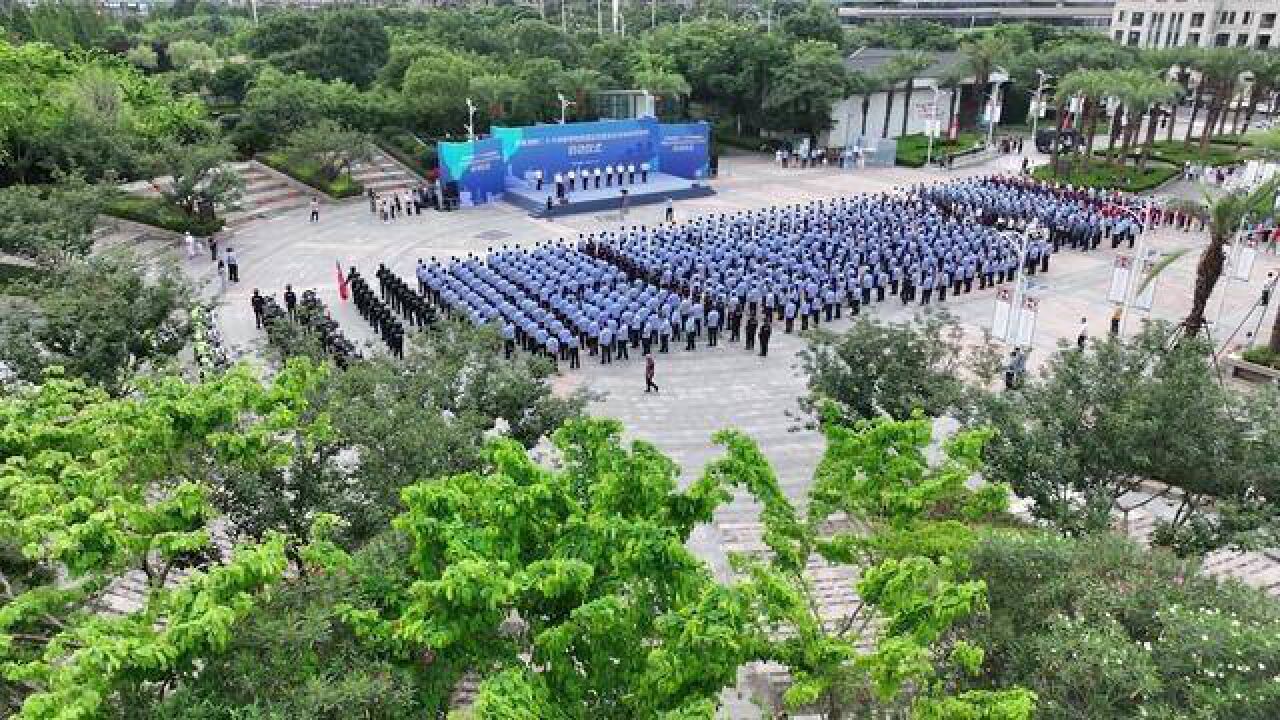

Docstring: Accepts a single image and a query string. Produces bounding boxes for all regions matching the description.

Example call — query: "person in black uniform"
[283,285,297,320]
[758,320,772,357]
[745,313,758,352]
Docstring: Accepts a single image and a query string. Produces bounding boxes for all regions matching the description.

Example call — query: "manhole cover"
[475,230,511,241]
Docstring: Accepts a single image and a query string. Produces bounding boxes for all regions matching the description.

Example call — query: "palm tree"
[937,66,967,140]
[1054,69,1108,174]
[959,34,1013,131]
[1233,53,1280,146]
[896,51,933,137]
[844,70,880,141]
[1132,74,1183,171]
[876,56,913,139]
[1175,178,1280,336]
[1193,48,1250,155]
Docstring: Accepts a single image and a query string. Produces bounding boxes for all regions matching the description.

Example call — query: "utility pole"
[465,98,476,141]
[612,0,620,34]
[597,0,603,34]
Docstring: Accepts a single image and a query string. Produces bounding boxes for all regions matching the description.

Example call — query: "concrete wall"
[826,86,960,148]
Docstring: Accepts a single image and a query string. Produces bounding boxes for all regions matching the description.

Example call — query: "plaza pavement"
[170,150,1280,716]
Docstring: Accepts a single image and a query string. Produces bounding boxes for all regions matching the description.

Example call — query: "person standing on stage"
[640,161,649,183]
[567,168,576,192]
[605,164,614,187]
[594,167,602,189]
[534,169,543,191]
[554,171,564,199]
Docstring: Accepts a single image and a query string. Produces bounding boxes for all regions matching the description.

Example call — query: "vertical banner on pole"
[1107,256,1132,303]
[1136,256,1157,311]
[992,287,1013,339]
[1016,296,1039,347]
[1234,240,1257,281]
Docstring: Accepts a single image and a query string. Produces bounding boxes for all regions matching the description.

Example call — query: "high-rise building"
[1111,1,1279,50]
[836,0,1115,31]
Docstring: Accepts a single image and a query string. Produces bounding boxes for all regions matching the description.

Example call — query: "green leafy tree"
[307,8,390,89]
[963,531,1280,720]
[126,44,158,71]
[146,139,244,222]
[0,252,191,394]
[780,1,845,47]
[242,9,319,60]
[0,362,330,718]
[763,39,850,141]
[469,73,524,126]
[402,50,488,136]
[554,67,605,121]
[0,176,102,267]
[166,39,217,72]
[213,321,587,554]
[799,315,993,424]
[282,119,372,184]
[235,66,379,151]
[973,322,1280,555]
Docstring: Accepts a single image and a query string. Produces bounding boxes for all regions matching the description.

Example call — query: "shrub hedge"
[1031,160,1179,192]
[102,194,225,237]
[896,132,982,168]
[259,152,364,199]
[376,130,435,179]
[1242,345,1280,369]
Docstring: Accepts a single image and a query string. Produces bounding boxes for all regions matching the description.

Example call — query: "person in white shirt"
[627,163,636,184]
[1076,317,1088,350]
[185,232,196,259]
[534,168,543,191]
[605,164,614,187]
[593,167,602,189]
[567,169,576,192]
[554,172,564,198]
[640,161,650,183]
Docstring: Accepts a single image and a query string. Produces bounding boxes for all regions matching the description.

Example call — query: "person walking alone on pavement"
[644,353,659,393]
[309,197,320,223]
[758,320,772,357]
[251,289,266,329]
[1076,317,1088,349]
[225,248,240,282]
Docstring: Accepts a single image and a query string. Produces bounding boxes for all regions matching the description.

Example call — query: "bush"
[961,531,1280,720]
[712,127,785,153]
[0,263,42,294]
[1241,346,1280,369]
[896,132,981,168]
[376,130,434,179]
[102,194,225,237]
[1031,159,1178,191]
[1145,140,1253,167]
[259,152,365,199]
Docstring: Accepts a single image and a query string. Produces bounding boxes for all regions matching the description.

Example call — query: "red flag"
[336,261,349,301]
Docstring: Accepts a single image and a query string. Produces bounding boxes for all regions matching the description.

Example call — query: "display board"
[438,137,505,204]
[655,121,711,179]
[493,118,658,180]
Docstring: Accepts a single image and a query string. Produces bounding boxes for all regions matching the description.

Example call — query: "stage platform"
[503,171,715,217]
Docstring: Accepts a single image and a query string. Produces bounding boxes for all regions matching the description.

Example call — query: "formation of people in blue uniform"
[389,176,1153,369]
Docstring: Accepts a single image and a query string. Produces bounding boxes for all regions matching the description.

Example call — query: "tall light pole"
[465,98,476,141]
[612,0,620,34]
[1115,205,1148,337]
[557,93,575,124]
[1029,69,1052,154]
[651,0,656,29]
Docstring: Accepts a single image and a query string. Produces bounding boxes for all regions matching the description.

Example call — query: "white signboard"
[1015,296,1039,347]
[1136,256,1157,311]
[992,287,1013,339]
[1107,256,1133,303]
[1234,241,1257,281]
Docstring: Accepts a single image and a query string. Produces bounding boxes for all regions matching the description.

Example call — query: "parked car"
[1035,128,1084,153]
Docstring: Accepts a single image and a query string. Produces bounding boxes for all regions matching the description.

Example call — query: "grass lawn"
[260,152,364,199]
[102,193,225,237]
[1032,158,1179,192]
[1146,140,1256,167]
[0,262,44,295]
[1242,345,1280,369]
[896,132,982,168]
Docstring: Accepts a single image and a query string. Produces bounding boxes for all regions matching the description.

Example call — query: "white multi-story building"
[1111,1,1279,50]
[837,0,1115,31]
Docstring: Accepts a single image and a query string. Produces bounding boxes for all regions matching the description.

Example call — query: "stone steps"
[351,148,420,195]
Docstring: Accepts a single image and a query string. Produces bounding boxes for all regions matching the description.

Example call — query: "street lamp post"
[557,93,576,124]
[1211,216,1252,342]
[465,98,476,141]
[1029,69,1052,155]
[1117,206,1148,337]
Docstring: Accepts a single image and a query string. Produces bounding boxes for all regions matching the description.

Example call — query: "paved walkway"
[162,152,1280,716]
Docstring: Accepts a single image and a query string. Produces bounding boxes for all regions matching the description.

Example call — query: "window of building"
[1243,12,1251,25]
[1259,35,1272,49]
[1191,12,1204,27]
[1262,13,1276,30]
[1220,11,1229,24]
[1229,12,1237,24]
[1114,30,1124,42]
[1215,32,1230,46]
[1132,12,1144,26]
[1118,10,1126,22]
[1129,31,1142,45]
[1188,32,1201,45]
[1237,33,1250,46]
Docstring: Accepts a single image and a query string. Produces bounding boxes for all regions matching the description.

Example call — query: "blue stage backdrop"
[438,137,505,204]
[655,121,711,180]
[493,118,658,181]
